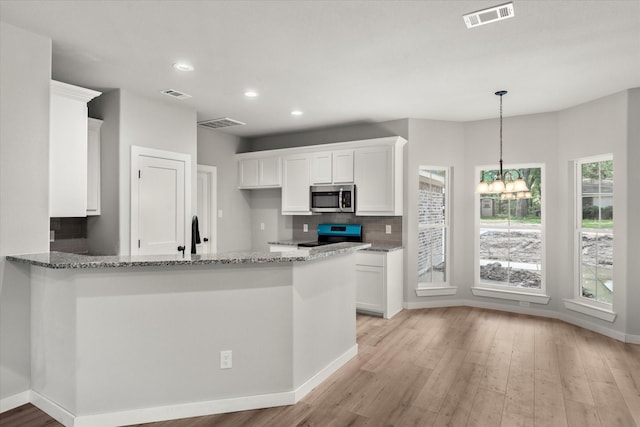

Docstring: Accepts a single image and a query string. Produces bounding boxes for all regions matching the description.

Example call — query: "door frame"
[197,164,218,254]
[130,145,192,255]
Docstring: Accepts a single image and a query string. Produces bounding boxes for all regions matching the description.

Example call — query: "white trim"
[21,345,358,427]
[30,390,75,427]
[415,286,458,297]
[0,390,31,413]
[471,286,550,304]
[197,164,218,254]
[626,334,640,345]
[403,298,630,342]
[51,80,101,102]
[130,145,192,256]
[293,344,358,401]
[563,298,617,322]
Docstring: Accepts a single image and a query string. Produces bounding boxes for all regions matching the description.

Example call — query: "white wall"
[405,119,465,304]
[556,91,629,333]
[197,127,252,252]
[249,189,292,252]
[88,89,197,256]
[87,90,120,255]
[0,22,51,403]
[627,89,640,336]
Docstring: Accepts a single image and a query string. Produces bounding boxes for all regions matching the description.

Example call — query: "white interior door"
[131,146,191,256]
[196,165,217,254]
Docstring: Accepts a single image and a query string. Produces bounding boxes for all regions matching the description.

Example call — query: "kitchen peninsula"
[7,243,369,427]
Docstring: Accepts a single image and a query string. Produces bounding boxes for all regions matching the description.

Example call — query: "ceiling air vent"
[160,89,192,100]
[198,117,246,129]
[463,2,514,28]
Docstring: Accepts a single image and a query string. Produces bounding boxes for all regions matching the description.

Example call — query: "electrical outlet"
[218,209,223,218]
[49,230,55,242]
[303,224,308,232]
[220,350,232,369]
[260,222,265,231]
[385,225,392,234]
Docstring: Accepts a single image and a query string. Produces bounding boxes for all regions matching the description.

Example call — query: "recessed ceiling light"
[244,90,259,98]
[173,62,194,72]
[291,110,303,116]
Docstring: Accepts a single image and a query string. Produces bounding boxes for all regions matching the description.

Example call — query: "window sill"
[415,286,457,297]
[471,286,550,304]
[563,299,617,322]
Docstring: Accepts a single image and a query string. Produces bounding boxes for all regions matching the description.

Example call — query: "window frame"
[473,163,549,301]
[573,153,614,310]
[416,166,453,295]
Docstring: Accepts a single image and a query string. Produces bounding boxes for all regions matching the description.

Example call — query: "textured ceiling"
[1,0,639,137]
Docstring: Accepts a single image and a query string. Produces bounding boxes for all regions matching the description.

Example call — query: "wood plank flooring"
[2,307,639,426]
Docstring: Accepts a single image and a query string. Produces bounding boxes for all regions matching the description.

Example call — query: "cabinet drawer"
[356,252,385,267]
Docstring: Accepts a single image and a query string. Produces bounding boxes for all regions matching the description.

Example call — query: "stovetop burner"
[297,224,363,248]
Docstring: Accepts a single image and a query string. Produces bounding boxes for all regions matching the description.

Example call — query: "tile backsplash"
[292,214,402,245]
[50,217,88,254]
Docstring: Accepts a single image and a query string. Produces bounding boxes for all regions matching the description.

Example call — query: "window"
[576,155,613,305]
[476,165,545,293]
[418,167,449,287]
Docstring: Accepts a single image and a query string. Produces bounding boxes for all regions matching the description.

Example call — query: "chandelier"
[476,90,531,200]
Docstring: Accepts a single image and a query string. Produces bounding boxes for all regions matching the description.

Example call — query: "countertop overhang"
[6,242,371,269]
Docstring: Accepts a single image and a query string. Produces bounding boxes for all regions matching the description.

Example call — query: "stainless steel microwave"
[310,185,355,213]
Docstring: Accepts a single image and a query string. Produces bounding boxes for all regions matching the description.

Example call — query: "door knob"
[177,245,185,256]
[203,238,209,242]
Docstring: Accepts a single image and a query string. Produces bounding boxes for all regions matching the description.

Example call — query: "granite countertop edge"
[268,241,403,252]
[6,243,372,270]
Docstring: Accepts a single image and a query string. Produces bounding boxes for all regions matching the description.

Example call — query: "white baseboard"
[0,390,30,413]
[30,390,75,427]
[293,344,358,402]
[626,334,640,344]
[73,390,295,427]
[22,344,359,427]
[404,298,637,343]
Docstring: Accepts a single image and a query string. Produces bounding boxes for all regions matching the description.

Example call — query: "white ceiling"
[1,0,639,138]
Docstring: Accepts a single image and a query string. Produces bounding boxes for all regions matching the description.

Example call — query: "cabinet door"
[356,265,385,313]
[282,154,312,214]
[332,150,354,183]
[311,151,332,184]
[238,158,259,188]
[259,157,281,187]
[86,118,103,215]
[354,145,394,215]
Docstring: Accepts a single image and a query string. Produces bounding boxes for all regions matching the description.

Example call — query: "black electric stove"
[298,224,362,247]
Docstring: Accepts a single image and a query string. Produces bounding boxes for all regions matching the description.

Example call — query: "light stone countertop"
[6,242,371,269]
[268,240,402,252]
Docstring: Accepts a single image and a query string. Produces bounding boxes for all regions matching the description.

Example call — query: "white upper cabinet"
[49,80,101,217]
[86,118,103,216]
[235,136,406,216]
[354,138,405,216]
[237,155,281,189]
[311,149,354,185]
[282,153,313,215]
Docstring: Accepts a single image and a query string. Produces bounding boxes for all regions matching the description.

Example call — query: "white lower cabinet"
[356,250,403,319]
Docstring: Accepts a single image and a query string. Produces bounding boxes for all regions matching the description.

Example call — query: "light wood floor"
[2,307,639,426]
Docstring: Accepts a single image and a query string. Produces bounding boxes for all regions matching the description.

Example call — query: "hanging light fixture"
[476,90,531,200]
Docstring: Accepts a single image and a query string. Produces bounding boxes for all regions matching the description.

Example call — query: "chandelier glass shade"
[475,90,531,200]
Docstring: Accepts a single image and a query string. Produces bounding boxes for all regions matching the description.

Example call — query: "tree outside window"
[577,156,613,304]
[477,166,543,290]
